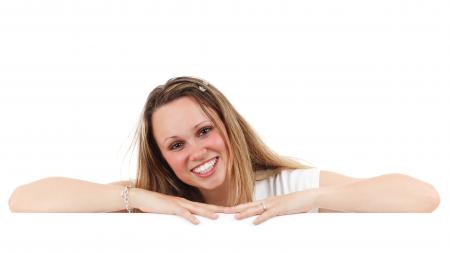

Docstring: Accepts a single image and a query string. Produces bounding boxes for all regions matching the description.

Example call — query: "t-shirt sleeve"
[287,168,321,213]
[282,167,320,193]
[253,167,321,204]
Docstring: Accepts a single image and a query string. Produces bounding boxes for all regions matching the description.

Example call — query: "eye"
[199,126,213,136]
[169,142,183,150]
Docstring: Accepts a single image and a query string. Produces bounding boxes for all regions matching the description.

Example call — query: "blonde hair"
[132,76,313,206]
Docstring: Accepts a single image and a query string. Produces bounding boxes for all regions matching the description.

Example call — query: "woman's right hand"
[131,188,226,224]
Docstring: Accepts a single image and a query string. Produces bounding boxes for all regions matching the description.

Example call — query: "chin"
[198,177,225,189]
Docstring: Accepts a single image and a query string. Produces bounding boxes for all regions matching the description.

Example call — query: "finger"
[180,202,220,220]
[227,202,258,213]
[194,202,227,213]
[176,208,200,225]
[191,205,220,220]
[223,206,236,214]
[179,198,226,213]
[234,204,264,220]
[253,210,277,225]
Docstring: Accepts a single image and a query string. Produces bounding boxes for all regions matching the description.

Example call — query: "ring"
[261,201,267,211]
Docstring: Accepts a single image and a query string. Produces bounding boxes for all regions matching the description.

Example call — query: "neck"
[199,180,230,207]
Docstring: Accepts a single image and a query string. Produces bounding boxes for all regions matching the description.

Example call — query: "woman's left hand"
[224,189,319,225]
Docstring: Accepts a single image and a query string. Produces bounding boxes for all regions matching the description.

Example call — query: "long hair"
[132,76,314,206]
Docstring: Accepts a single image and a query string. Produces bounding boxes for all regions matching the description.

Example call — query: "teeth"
[192,158,217,174]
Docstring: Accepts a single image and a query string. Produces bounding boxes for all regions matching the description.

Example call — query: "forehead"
[152,96,210,143]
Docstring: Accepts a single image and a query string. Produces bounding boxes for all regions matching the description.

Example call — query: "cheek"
[164,152,187,175]
[207,131,227,152]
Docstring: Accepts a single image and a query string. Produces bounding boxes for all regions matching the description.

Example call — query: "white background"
[0,1,449,252]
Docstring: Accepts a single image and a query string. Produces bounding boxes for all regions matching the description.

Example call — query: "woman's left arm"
[226,170,440,225]
[316,171,441,213]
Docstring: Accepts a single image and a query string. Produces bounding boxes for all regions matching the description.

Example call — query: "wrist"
[128,187,142,211]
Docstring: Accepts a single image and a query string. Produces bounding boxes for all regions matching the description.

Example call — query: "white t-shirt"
[253,168,321,213]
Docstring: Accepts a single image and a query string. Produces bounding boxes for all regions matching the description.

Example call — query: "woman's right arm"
[9,177,225,224]
[8,177,133,213]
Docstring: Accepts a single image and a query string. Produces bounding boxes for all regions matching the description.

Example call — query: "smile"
[191,157,219,177]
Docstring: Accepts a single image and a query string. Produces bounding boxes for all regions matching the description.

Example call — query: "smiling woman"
[150,97,229,206]
[8,76,441,225]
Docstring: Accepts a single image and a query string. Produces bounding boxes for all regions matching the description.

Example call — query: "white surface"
[1,213,449,253]
[0,1,449,252]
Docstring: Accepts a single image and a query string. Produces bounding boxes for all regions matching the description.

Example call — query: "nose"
[189,142,208,161]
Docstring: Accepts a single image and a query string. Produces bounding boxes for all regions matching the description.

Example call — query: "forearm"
[315,174,440,212]
[9,177,129,213]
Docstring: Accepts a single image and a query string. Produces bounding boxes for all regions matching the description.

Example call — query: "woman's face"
[152,96,228,191]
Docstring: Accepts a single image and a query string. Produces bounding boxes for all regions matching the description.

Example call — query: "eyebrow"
[163,120,211,145]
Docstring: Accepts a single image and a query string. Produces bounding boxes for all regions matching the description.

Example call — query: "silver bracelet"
[120,185,134,213]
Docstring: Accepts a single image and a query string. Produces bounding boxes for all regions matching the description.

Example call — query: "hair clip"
[167,76,209,92]
[198,78,209,92]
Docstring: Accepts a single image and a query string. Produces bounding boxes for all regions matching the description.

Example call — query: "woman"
[8,76,441,225]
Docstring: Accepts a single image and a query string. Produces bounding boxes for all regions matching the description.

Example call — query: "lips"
[190,156,219,172]
[191,157,219,178]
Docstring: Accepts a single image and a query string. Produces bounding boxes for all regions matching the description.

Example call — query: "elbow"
[426,185,440,213]
[9,185,33,213]
[390,173,440,213]
[415,178,440,213]
[8,177,63,213]
[9,183,36,212]
[8,187,22,212]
